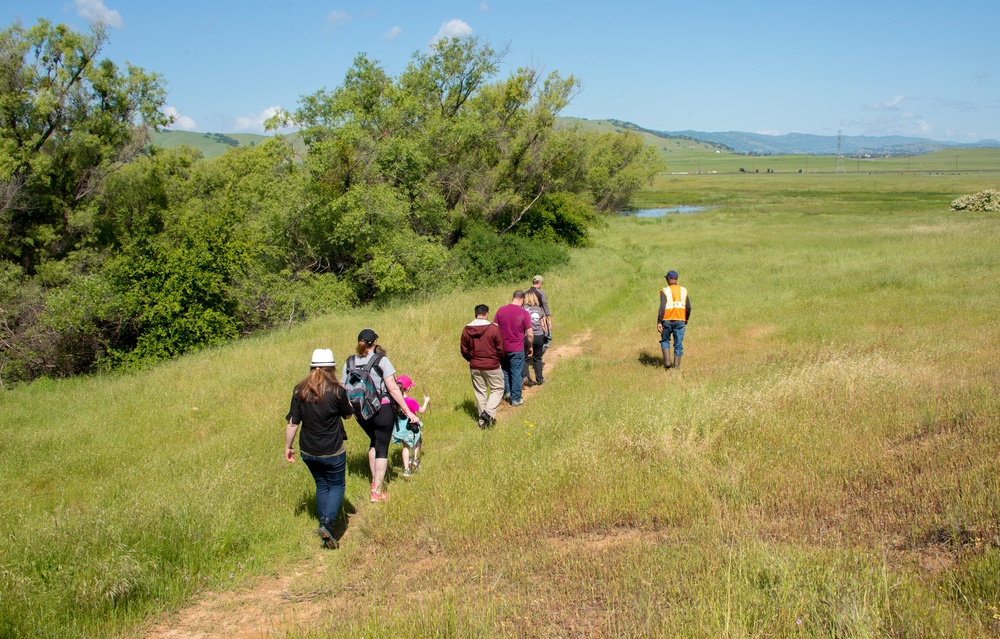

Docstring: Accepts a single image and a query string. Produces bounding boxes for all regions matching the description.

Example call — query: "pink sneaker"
[370,489,389,503]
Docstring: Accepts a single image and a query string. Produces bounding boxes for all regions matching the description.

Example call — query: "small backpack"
[344,354,386,420]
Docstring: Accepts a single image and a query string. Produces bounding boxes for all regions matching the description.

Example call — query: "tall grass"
[1,172,998,637]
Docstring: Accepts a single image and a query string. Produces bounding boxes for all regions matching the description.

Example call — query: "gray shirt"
[529,286,550,319]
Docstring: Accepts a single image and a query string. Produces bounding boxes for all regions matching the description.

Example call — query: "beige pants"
[470,368,504,418]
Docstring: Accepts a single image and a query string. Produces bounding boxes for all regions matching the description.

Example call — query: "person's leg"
[532,335,545,383]
[470,369,488,416]
[371,404,394,497]
[500,353,513,399]
[509,350,525,403]
[401,444,411,475]
[357,415,379,486]
[660,324,673,368]
[302,453,346,546]
[671,321,686,368]
[485,368,504,420]
[523,336,535,384]
[671,322,686,357]
[368,447,376,485]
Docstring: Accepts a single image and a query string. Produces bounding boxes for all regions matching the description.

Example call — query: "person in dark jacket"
[460,304,506,428]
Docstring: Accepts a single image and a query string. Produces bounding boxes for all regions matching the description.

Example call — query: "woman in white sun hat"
[285,348,354,549]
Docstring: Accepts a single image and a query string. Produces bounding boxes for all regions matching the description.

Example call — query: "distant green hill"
[557,117,733,164]
[151,130,305,159]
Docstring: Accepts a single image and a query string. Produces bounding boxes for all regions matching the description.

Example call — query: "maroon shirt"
[493,304,532,352]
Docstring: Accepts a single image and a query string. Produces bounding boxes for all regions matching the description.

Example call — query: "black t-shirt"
[286,385,354,457]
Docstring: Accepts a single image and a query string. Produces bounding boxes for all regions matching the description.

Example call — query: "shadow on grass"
[637,349,666,368]
[457,398,480,421]
[294,490,358,541]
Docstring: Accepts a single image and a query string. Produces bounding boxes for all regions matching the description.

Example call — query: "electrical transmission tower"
[834,130,845,173]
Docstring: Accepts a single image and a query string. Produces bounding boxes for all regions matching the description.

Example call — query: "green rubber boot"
[662,347,673,369]
[673,355,682,370]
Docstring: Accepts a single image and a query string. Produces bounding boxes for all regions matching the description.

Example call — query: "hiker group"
[461,275,552,427]
[284,269,689,548]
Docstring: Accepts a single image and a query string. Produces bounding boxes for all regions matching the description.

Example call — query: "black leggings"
[356,403,395,459]
[525,334,545,383]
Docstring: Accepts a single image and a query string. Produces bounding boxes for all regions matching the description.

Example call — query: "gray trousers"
[470,368,504,418]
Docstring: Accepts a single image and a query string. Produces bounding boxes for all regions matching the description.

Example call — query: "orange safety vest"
[661,285,688,321]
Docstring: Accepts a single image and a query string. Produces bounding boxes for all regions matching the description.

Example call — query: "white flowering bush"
[950,189,1000,211]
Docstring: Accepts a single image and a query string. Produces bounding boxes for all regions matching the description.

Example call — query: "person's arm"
[285,421,300,462]
[523,313,533,355]
[336,385,355,421]
[492,328,505,360]
[385,375,418,422]
[460,330,472,361]
[657,290,667,331]
[419,396,430,414]
[539,290,552,330]
[685,295,692,323]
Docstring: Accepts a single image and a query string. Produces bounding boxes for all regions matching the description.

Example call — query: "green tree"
[0,19,169,273]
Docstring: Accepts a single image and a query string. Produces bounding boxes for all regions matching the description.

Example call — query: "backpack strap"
[357,353,386,397]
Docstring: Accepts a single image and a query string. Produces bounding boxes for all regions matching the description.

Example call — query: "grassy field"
[657,148,1000,176]
[1,172,999,637]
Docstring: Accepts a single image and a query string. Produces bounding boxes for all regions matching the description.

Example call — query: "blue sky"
[7,0,999,141]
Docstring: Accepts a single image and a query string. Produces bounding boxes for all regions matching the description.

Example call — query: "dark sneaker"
[479,410,489,428]
[502,393,511,403]
[318,524,337,549]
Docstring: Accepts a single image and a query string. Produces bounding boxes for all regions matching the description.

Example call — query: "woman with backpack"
[284,348,354,549]
[343,329,418,503]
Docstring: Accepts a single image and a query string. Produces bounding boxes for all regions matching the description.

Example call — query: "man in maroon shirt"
[460,304,506,427]
[492,291,533,407]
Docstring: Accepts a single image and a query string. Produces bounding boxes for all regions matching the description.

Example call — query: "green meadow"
[1,171,999,638]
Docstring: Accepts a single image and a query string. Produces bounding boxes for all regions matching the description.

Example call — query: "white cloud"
[75,0,123,28]
[481,2,490,10]
[163,106,196,131]
[233,106,282,134]
[756,129,782,136]
[431,19,473,45]
[849,95,934,136]
[324,10,351,31]
[384,26,402,40]
[843,113,931,137]
[865,95,907,111]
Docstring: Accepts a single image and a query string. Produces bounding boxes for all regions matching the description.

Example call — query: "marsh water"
[621,205,709,217]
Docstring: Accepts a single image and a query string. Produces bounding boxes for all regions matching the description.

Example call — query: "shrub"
[452,221,568,286]
[950,189,1000,212]
[512,192,598,247]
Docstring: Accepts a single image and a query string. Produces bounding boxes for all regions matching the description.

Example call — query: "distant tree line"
[0,20,662,386]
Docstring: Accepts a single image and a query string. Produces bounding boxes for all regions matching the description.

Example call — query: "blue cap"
[665,270,679,279]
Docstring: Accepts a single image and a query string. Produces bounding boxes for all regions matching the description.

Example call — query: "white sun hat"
[310,348,336,367]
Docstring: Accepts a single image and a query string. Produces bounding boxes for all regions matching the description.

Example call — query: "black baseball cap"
[358,328,378,343]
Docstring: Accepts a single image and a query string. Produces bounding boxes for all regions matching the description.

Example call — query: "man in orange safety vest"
[657,270,692,369]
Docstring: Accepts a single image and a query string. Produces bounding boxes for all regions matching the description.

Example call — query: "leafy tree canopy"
[0,19,169,272]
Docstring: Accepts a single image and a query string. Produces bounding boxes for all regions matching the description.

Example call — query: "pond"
[621,205,710,217]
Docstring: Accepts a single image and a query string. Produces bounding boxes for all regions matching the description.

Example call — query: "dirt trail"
[143,329,592,639]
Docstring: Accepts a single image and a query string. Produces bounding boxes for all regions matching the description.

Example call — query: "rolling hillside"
[151,130,305,159]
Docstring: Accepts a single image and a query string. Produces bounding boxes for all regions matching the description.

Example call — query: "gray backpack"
[344,354,385,420]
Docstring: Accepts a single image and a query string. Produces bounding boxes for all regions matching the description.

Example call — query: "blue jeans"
[301,452,346,528]
[501,350,526,402]
[660,321,686,357]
